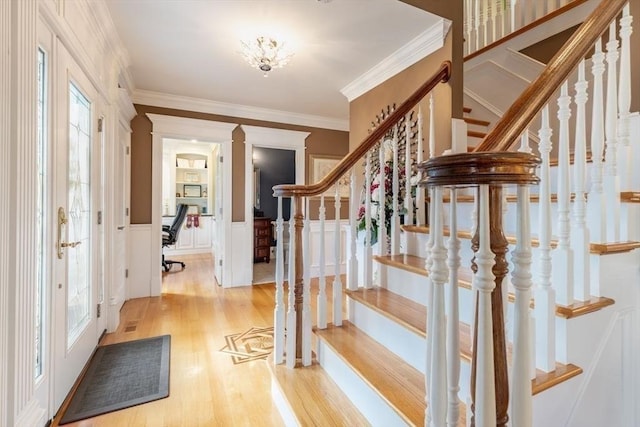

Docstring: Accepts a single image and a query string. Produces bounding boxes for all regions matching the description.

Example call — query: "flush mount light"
[239,36,294,77]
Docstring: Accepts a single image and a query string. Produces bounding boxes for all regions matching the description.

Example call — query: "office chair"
[162,203,188,272]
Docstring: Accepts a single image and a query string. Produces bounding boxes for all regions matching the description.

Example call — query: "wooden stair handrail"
[273,60,451,198]
[473,0,628,152]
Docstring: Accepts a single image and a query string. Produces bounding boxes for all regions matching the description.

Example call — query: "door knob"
[61,241,82,248]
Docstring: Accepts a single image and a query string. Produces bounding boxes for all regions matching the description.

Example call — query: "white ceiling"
[105,0,442,129]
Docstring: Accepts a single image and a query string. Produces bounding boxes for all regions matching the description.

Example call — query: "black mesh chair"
[162,203,188,272]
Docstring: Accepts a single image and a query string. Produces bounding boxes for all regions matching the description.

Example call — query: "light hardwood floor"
[53,253,287,427]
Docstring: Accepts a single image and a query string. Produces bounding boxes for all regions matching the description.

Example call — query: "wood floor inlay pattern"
[220,326,274,364]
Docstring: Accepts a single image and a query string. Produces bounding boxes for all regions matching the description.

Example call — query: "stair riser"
[316,338,412,427]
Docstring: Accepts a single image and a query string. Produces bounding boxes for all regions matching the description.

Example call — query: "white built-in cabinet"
[163,215,214,254]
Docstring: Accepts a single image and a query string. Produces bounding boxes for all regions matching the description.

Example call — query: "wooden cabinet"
[254,217,272,263]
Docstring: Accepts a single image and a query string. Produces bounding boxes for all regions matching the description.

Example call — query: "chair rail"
[272,60,451,198]
[473,0,628,153]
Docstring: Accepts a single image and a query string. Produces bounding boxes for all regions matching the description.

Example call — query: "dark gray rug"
[59,335,170,424]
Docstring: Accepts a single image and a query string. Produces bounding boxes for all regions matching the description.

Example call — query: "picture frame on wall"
[183,184,201,198]
[309,154,350,198]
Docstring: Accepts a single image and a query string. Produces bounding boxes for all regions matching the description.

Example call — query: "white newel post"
[274,197,285,363]
[333,185,343,327]
[391,130,401,255]
[535,105,557,372]
[286,202,297,369]
[572,61,591,302]
[511,185,534,427]
[318,195,327,329]
[618,4,633,190]
[605,20,621,242]
[348,169,359,291]
[589,38,607,243]
[428,186,449,427]
[446,189,461,427]
[554,81,574,306]
[474,184,497,426]
[302,199,312,366]
[364,151,373,289]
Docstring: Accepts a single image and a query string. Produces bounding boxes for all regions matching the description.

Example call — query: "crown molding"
[340,18,452,102]
[132,89,349,131]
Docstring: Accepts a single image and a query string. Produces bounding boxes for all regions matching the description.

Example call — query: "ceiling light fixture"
[240,36,293,77]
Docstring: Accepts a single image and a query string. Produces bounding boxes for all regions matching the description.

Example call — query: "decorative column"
[317,195,327,328]
[0,0,11,423]
[617,4,633,190]
[8,0,46,424]
[446,189,461,427]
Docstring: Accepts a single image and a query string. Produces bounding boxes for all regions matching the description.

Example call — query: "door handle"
[61,241,82,248]
[117,226,125,230]
[57,207,67,259]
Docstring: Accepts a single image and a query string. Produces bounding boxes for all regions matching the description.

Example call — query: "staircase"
[268,1,640,426]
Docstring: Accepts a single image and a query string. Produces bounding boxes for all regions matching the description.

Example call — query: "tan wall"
[129,104,349,224]
[349,34,453,157]
[400,0,463,119]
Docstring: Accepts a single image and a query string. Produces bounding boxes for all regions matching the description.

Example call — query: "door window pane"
[35,47,46,378]
[67,82,92,347]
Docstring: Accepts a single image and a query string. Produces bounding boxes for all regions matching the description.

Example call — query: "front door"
[52,45,101,410]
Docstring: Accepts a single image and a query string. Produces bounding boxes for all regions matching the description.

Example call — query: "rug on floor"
[59,335,170,424]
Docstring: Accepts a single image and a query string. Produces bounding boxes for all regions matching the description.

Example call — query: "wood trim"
[464,117,491,127]
[467,130,487,138]
[463,106,472,114]
[555,296,616,319]
[464,0,590,62]
[273,61,451,197]
[590,241,640,254]
[373,254,428,277]
[532,363,583,394]
[621,192,640,203]
[472,0,627,152]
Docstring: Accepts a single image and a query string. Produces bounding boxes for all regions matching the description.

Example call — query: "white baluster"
[429,95,436,160]
[554,81,574,306]
[589,38,607,244]
[318,195,327,329]
[446,188,461,427]
[425,186,436,427]
[535,105,556,372]
[404,114,414,226]
[546,0,557,15]
[348,169,359,291]
[572,60,591,302]
[511,0,521,31]
[302,198,312,366]
[333,185,343,326]
[474,184,497,426]
[378,141,388,258]
[274,196,285,364]
[391,129,401,255]
[510,185,534,427]
[618,4,633,190]
[483,0,491,46]
[286,201,297,369]
[605,20,621,242]
[519,129,531,154]
[428,186,448,427]
[494,0,504,39]
[416,106,426,226]
[364,151,373,289]
[469,191,478,354]
[465,0,474,55]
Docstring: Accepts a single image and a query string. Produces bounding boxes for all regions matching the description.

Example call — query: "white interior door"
[52,44,101,410]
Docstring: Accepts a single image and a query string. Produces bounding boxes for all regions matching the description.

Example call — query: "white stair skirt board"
[271,381,299,427]
[316,338,410,427]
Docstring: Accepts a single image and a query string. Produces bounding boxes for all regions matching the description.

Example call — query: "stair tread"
[373,253,616,319]
[467,130,487,138]
[345,287,583,395]
[463,117,491,127]
[463,106,472,113]
[402,224,640,255]
[268,357,369,426]
[315,321,426,426]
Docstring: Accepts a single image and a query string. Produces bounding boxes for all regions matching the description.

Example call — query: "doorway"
[252,147,295,284]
